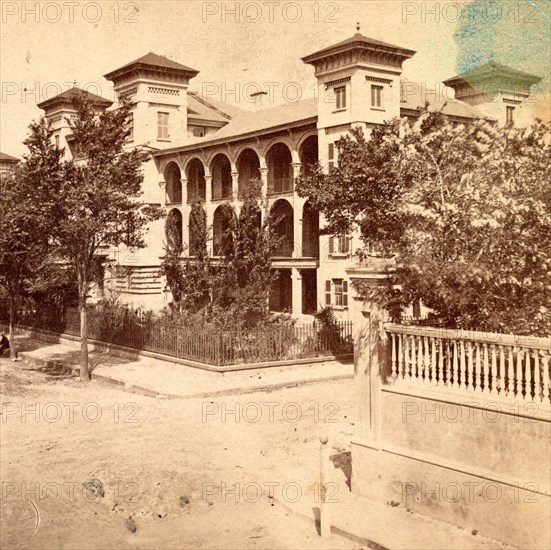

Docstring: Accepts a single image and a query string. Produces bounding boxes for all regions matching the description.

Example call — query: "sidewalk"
[266,451,513,550]
[6,334,354,399]
[4,334,515,550]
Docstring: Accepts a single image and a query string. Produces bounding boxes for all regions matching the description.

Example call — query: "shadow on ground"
[12,335,140,379]
[330,451,352,490]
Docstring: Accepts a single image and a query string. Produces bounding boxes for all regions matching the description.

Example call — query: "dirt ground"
[0,355,362,550]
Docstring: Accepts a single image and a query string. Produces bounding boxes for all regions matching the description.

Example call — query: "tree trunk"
[79,298,90,381]
[8,298,17,361]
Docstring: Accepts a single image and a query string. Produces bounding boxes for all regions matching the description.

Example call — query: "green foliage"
[211,179,278,329]
[298,111,551,335]
[161,202,212,313]
[0,120,67,354]
[165,209,183,255]
[314,306,350,354]
[161,180,279,329]
[49,95,162,302]
[90,297,153,346]
[14,94,162,378]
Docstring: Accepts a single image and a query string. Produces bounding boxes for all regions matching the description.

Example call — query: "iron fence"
[2,307,353,366]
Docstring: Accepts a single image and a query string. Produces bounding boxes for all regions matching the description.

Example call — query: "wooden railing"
[385,324,551,403]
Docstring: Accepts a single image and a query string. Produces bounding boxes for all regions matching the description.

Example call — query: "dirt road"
[1,357,360,549]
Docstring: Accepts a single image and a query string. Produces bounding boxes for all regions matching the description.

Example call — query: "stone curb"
[16,350,353,400]
[1,322,352,373]
[270,493,387,550]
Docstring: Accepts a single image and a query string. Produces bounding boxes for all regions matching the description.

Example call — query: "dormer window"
[157,112,169,140]
[335,86,347,110]
[371,85,383,108]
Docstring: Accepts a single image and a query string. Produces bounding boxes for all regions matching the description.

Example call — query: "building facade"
[36,32,541,320]
[0,152,19,177]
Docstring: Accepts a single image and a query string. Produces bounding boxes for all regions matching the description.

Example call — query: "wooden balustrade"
[386,324,551,403]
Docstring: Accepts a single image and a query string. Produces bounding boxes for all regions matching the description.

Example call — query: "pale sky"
[1,0,549,157]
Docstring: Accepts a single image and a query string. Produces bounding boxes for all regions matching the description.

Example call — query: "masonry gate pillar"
[345,259,396,441]
[291,268,303,317]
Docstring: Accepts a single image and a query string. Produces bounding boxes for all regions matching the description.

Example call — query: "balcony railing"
[272,241,295,257]
[268,178,293,194]
[302,241,319,258]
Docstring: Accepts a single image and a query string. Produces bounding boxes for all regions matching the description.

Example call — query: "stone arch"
[298,134,319,178]
[270,198,294,257]
[265,142,293,194]
[296,130,318,154]
[185,157,206,202]
[234,143,264,166]
[302,200,319,258]
[189,203,207,257]
[164,161,182,204]
[236,148,261,198]
[159,157,183,175]
[165,208,183,252]
[210,153,233,200]
[213,204,235,256]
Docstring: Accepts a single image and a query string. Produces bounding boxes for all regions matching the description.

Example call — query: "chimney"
[250,90,268,110]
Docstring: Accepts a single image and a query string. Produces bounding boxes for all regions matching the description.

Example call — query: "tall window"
[127,113,134,141]
[328,143,334,173]
[371,85,383,108]
[335,86,346,110]
[506,106,515,126]
[158,112,169,140]
[329,235,351,255]
[325,280,348,307]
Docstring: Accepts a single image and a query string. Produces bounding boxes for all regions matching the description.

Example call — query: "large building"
[36,31,541,320]
[0,152,19,176]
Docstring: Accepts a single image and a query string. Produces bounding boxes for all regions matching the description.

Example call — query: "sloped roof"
[303,32,416,64]
[187,92,236,124]
[0,152,19,163]
[155,98,318,155]
[188,92,244,120]
[400,79,488,120]
[153,77,489,159]
[443,61,542,87]
[37,87,113,111]
[104,52,198,81]
[200,98,316,140]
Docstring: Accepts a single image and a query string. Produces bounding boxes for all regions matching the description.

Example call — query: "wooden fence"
[386,323,551,403]
[6,308,353,367]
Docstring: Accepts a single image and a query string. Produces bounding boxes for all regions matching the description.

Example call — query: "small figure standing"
[0,333,10,356]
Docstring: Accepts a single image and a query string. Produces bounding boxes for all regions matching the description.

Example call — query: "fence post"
[319,435,331,537]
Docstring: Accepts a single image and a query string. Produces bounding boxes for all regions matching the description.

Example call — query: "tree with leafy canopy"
[162,202,212,314]
[46,95,162,380]
[161,180,279,329]
[211,179,277,329]
[0,120,64,359]
[297,111,551,335]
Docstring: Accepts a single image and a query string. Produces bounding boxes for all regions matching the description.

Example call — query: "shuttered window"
[325,280,349,308]
[371,85,383,108]
[329,235,351,256]
[343,281,348,307]
[158,112,169,140]
[335,86,346,110]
